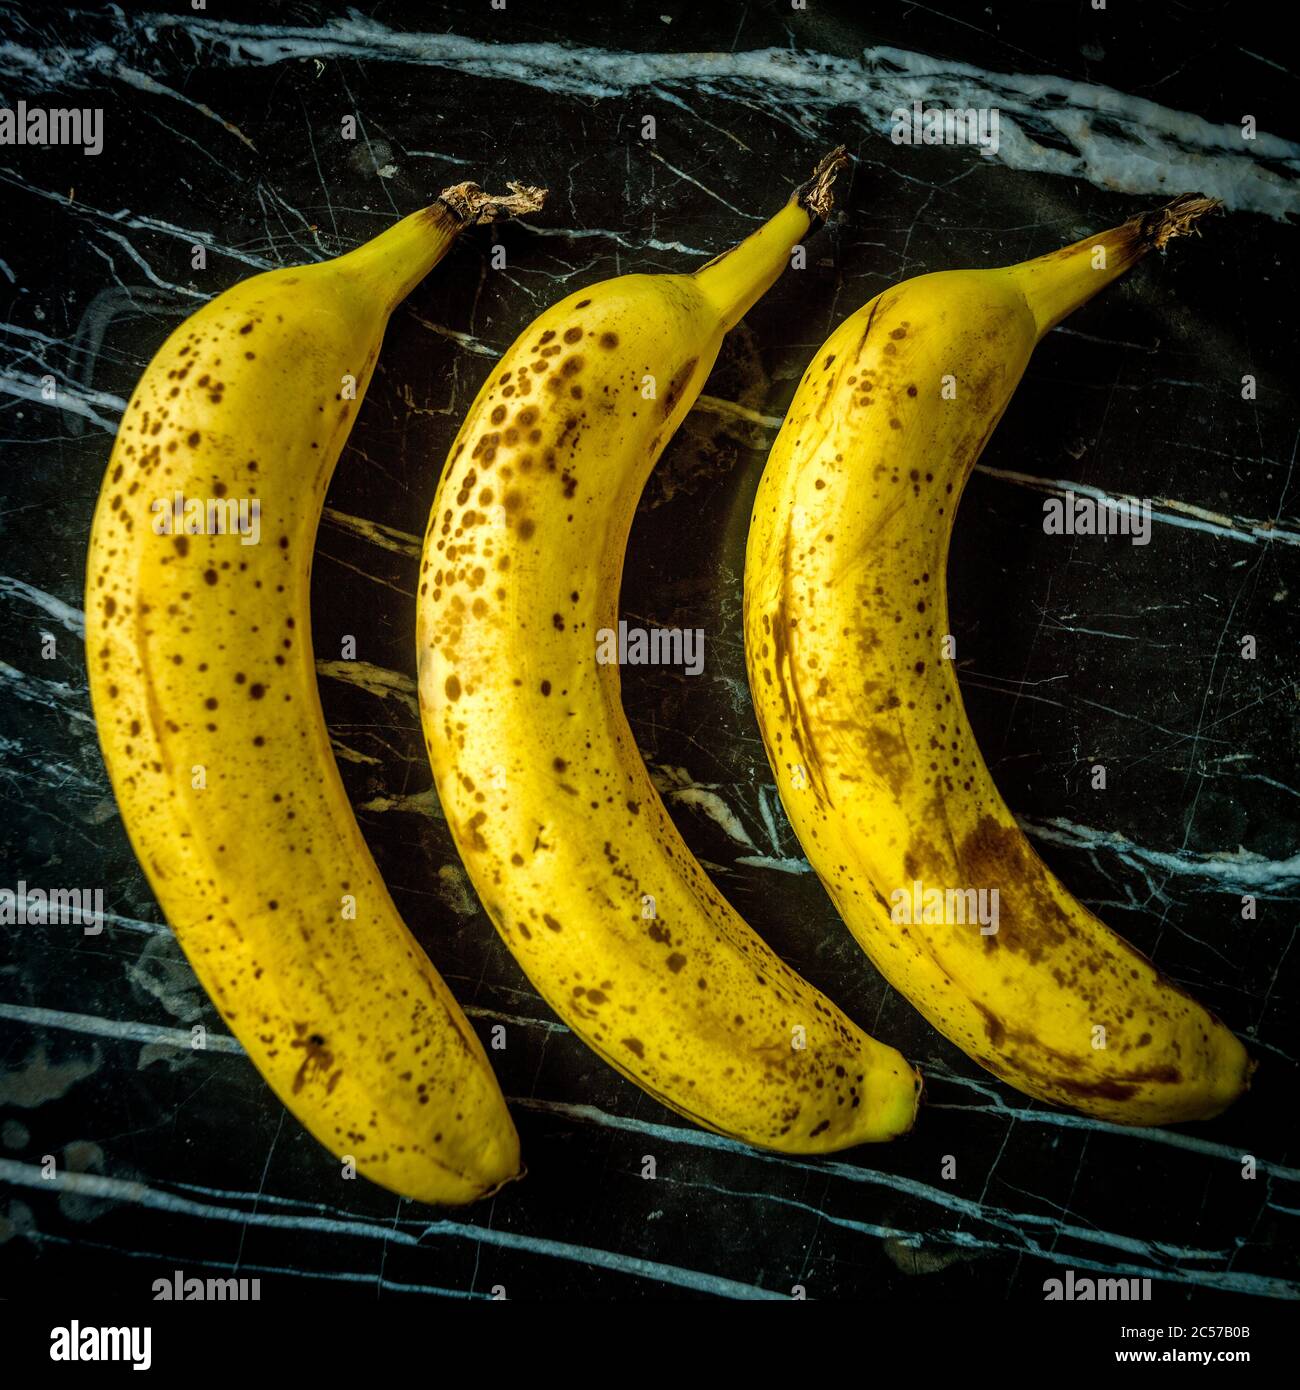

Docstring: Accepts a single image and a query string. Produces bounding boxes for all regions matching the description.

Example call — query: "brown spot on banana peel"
[900,808,1252,1115]
[660,357,699,419]
[977,1036,1183,1108]
[289,1031,336,1096]
[814,295,887,426]
[859,720,911,798]
[769,518,833,807]
[980,1054,1114,1104]
[958,813,1222,1023]
[957,817,1070,965]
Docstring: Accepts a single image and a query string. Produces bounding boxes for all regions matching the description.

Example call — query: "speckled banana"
[744,196,1253,1125]
[417,151,921,1152]
[86,182,545,1203]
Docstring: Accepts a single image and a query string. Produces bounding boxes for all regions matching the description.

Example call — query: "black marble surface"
[0,1,1296,1302]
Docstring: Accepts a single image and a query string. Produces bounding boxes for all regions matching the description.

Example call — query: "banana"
[86,182,545,1203]
[417,151,921,1153]
[744,195,1253,1125]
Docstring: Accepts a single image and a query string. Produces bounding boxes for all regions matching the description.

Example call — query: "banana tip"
[1241,1048,1259,1093]
[453,1160,525,1206]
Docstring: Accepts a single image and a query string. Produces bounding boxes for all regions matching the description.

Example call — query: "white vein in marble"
[2,12,1291,216]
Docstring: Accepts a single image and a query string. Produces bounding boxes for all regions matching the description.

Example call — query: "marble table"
[0,2,1296,1302]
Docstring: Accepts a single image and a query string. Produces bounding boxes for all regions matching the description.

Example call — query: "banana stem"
[1132,193,1221,249]
[795,145,850,220]
[693,146,849,330]
[1012,192,1222,339]
[439,180,548,225]
[339,181,548,313]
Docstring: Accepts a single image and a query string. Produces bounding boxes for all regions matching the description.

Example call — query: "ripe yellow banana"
[86,182,545,1203]
[417,151,921,1152]
[744,196,1252,1125]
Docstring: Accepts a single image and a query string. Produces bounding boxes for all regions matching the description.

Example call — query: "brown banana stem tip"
[1133,192,1222,250]
[439,180,548,225]
[795,146,849,221]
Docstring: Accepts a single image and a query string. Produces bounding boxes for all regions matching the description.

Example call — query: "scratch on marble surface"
[505,1099,1298,1297]
[95,228,205,300]
[962,668,1234,748]
[3,1129,1292,1297]
[0,168,281,272]
[648,1163,1281,1298]
[975,463,1300,549]
[30,1231,490,1299]
[921,1062,1300,1179]
[648,149,760,219]
[694,393,1300,547]
[522,222,711,258]
[0,1158,786,1299]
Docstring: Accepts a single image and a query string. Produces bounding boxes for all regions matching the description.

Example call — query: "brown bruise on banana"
[419,279,921,1152]
[744,273,1251,1126]
[87,255,519,1204]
